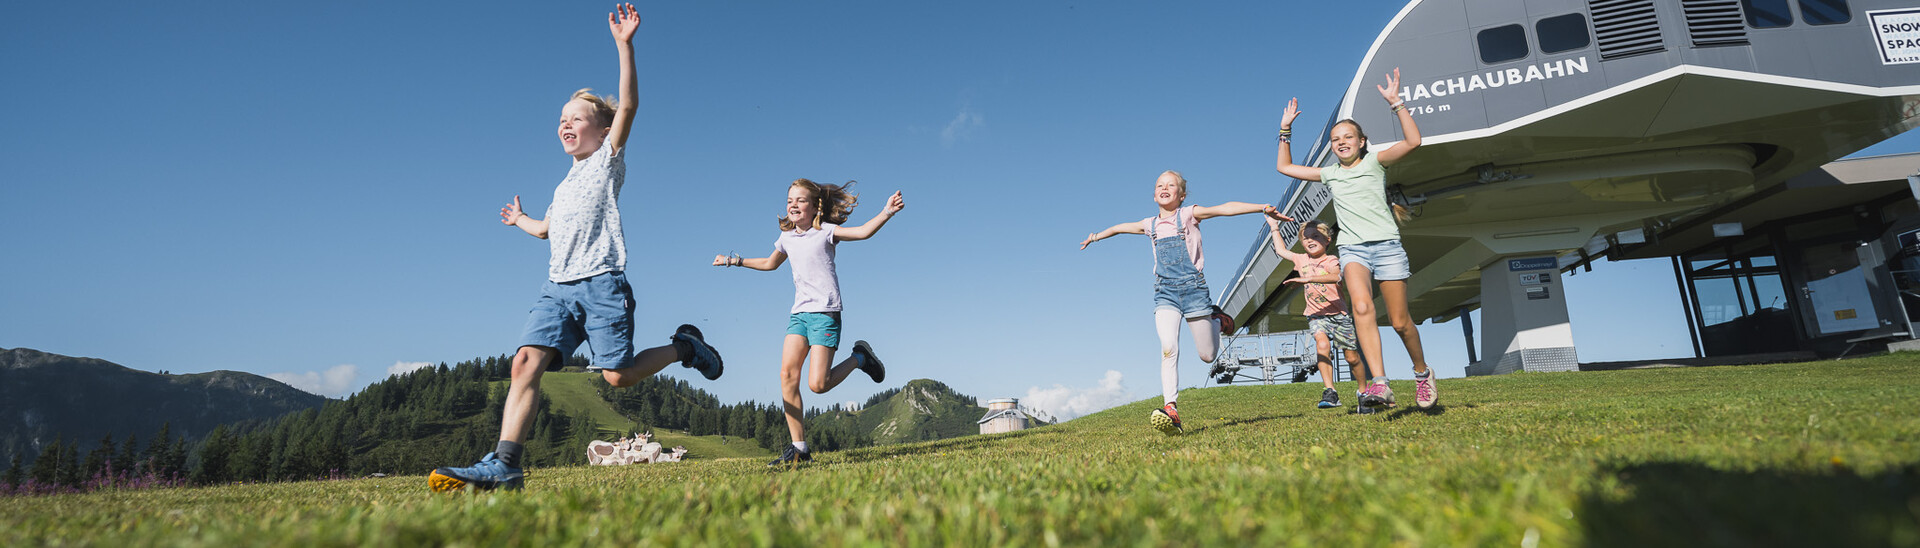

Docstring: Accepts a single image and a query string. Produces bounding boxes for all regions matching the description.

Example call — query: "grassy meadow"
[4,354,1917,547]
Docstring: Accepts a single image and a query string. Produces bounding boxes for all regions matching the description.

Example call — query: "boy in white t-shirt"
[429,5,724,493]
[714,179,904,466]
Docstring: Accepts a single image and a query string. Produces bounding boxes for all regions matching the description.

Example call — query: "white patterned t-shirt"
[545,139,627,282]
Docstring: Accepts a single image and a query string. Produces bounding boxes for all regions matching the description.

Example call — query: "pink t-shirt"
[1298,254,1348,316]
[1142,205,1203,273]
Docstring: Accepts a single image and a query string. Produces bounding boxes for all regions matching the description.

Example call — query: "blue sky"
[5,1,1917,420]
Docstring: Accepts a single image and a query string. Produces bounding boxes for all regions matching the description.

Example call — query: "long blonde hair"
[778,179,860,231]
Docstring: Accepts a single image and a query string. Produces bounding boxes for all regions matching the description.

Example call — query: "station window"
[1799,0,1850,25]
[1477,24,1529,64]
[1742,0,1794,28]
[1535,14,1591,54]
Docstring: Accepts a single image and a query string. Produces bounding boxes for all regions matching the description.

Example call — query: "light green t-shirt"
[1321,152,1398,246]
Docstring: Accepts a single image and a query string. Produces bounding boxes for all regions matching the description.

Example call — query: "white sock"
[793,441,808,452]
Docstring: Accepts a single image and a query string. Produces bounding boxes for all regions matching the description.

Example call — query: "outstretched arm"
[1080,221,1146,249]
[834,191,905,242]
[606,4,640,154]
[1263,214,1307,263]
[1193,201,1289,221]
[1372,68,1422,166]
[713,249,788,271]
[501,195,549,239]
[1276,97,1322,182]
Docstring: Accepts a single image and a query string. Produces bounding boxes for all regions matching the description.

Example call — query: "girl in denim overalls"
[1081,170,1286,434]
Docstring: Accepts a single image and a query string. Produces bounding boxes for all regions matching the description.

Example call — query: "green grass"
[509,374,772,460]
[7,355,1919,547]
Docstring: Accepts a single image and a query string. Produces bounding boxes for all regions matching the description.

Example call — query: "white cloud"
[388,361,434,377]
[267,364,360,398]
[940,106,984,147]
[1023,370,1134,421]
[842,401,863,412]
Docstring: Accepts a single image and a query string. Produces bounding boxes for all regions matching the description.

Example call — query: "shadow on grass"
[1189,414,1300,434]
[1381,403,1474,420]
[819,428,1068,465]
[1578,461,1920,547]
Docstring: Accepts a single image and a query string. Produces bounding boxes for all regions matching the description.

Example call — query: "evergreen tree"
[193,425,234,485]
[4,453,22,488]
[54,440,83,487]
[116,433,140,476]
[29,437,62,486]
[84,433,117,480]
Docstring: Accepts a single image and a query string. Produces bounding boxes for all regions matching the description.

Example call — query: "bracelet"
[1391,103,1408,113]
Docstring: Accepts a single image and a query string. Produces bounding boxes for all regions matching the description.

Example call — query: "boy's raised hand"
[1378,67,1403,104]
[500,195,526,225]
[609,3,640,43]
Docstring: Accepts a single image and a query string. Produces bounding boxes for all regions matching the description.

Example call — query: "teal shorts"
[787,312,842,348]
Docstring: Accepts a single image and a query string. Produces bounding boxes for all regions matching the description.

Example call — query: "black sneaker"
[1291,367,1312,384]
[672,324,724,380]
[1317,387,1340,409]
[851,340,885,383]
[767,444,813,467]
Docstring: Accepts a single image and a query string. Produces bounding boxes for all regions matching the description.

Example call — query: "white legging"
[1156,308,1219,405]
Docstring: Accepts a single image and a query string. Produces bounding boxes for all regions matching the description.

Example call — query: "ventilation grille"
[1588,0,1666,59]
[1680,0,1749,46]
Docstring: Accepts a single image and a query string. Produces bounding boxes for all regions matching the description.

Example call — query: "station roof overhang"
[1612,152,1920,260]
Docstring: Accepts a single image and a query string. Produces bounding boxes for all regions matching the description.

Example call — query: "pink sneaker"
[1359,382,1394,408]
[1414,371,1437,409]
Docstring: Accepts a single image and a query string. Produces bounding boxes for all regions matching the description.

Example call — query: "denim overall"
[1148,209,1212,317]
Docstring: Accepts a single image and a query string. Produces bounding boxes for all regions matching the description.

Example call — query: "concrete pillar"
[1466,255,1579,375]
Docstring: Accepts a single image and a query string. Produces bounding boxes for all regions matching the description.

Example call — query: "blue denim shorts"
[520,271,635,371]
[787,312,842,348]
[1153,276,1214,319]
[1338,239,1411,281]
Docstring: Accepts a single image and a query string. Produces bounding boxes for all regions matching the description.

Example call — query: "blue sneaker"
[1317,387,1341,409]
[429,452,524,492]
[851,340,886,383]
[672,325,724,380]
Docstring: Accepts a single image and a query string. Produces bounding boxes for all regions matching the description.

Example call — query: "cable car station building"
[1219,0,1920,376]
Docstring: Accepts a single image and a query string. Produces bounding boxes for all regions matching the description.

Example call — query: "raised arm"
[606,4,641,153]
[1275,97,1322,182]
[834,191,905,242]
[1372,68,1422,166]
[501,195,549,239]
[713,249,788,271]
[1080,221,1146,249]
[1263,214,1307,264]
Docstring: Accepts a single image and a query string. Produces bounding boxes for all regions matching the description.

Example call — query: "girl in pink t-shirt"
[1265,216,1369,411]
[713,179,904,466]
[1081,170,1286,434]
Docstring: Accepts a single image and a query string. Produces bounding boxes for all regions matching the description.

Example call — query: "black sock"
[495,440,524,468]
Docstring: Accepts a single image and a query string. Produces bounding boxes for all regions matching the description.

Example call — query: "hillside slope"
[811,379,991,446]
[0,347,327,463]
[523,373,773,459]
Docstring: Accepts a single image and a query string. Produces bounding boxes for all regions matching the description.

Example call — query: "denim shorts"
[787,312,842,348]
[1337,239,1411,281]
[1153,276,1214,319]
[520,271,635,371]
[1307,313,1358,351]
